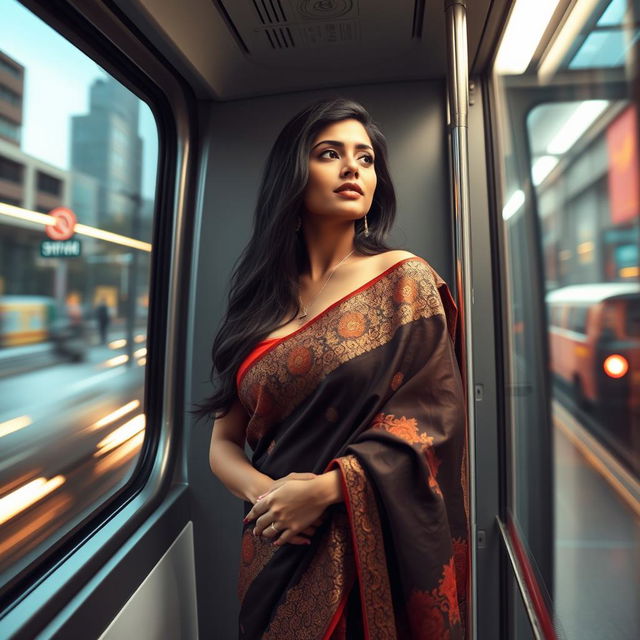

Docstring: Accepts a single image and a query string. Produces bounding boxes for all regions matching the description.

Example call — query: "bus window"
[493,0,640,637]
[0,1,158,588]
[568,306,588,335]
[624,299,640,337]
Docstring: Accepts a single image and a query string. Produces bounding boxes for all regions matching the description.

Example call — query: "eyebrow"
[311,139,374,152]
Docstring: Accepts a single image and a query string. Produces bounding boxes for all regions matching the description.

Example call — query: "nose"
[340,154,359,178]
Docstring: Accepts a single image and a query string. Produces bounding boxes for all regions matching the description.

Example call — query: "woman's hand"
[255,472,318,501]
[244,475,332,546]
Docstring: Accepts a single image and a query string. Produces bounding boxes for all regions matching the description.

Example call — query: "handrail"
[444,2,477,637]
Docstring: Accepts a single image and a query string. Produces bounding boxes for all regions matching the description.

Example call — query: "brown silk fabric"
[237,258,469,639]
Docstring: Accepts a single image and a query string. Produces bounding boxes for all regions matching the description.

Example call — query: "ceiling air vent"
[253,0,288,25]
[219,0,420,66]
[264,26,296,49]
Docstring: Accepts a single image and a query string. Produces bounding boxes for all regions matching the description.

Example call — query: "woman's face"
[303,118,377,223]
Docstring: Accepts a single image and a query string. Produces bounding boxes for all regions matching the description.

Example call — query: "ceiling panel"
[115,0,500,99]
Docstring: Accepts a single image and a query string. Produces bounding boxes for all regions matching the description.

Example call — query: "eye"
[360,154,374,165]
[319,149,339,159]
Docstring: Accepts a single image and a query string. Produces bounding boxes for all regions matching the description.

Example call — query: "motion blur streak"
[94,414,146,456]
[0,203,151,252]
[134,334,146,343]
[109,339,127,349]
[138,357,147,366]
[88,400,141,432]
[94,431,145,475]
[0,475,66,526]
[133,348,147,359]
[0,497,70,557]
[0,415,32,438]
[105,354,129,367]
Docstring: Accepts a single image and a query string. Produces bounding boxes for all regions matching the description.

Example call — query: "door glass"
[493,0,640,637]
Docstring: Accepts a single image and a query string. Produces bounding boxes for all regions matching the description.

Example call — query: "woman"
[195,98,469,639]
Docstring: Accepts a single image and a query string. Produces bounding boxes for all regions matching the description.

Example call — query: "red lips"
[334,182,364,195]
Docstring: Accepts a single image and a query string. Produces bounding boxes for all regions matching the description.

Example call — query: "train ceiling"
[113,0,504,100]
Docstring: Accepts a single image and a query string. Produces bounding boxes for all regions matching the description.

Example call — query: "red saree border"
[236,337,280,387]
[327,455,397,640]
[236,256,427,390]
[322,590,351,640]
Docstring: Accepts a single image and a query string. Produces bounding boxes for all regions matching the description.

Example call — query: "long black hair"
[192,98,397,423]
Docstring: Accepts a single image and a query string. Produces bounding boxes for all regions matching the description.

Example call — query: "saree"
[236,257,470,639]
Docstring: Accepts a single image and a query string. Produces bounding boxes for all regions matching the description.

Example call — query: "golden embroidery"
[371,412,432,445]
[337,311,367,338]
[237,529,278,603]
[407,556,462,639]
[393,275,419,303]
[240,260,444,446]
[263,510,354,639]
[390,371,404,390]
[287,346,314,375]
[371,412,444,497]
[338,455,397,639]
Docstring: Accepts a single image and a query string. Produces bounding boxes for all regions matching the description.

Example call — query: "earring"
[295,216,301,232]
[363,213,369,237]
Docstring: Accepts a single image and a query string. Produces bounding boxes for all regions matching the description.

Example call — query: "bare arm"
[209,396,272,503]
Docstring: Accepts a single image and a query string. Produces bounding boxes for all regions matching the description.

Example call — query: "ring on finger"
[270,521,280,534]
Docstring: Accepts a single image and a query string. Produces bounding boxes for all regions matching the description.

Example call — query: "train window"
[0,1,158,587]
[493,0,639,637]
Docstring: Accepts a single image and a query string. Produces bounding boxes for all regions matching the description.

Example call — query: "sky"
[0,0,158,199]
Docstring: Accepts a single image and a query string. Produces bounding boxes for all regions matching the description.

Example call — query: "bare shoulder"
[377,249,419,268]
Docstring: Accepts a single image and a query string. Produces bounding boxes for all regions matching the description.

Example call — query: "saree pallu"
[236,257,470,640]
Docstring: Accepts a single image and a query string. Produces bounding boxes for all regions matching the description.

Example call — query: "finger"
[254,512,276,537]
[288,535,313,545]
[311,517,325,526]
[245,497,270,523]
[289,472,316,480]
[261,522,280,539]
[274,528,297,547]
[301,526,316,536]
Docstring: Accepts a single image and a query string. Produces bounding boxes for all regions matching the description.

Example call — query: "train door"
[489,0,640,637]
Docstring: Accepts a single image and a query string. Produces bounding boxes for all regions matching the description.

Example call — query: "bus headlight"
[603,354,629,379]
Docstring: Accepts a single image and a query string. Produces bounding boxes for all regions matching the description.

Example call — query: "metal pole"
[444,1,477,638]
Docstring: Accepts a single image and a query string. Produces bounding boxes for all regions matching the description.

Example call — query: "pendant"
[298,312,308,320]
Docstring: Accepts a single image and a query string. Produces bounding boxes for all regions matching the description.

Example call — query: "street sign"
[40,239,82,257]
[46,207,77,240]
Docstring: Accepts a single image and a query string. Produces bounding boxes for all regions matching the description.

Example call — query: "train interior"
[0,0,638,638]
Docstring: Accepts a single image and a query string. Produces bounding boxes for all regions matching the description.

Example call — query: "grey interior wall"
[98,522,198,640]
[187,80,451,639]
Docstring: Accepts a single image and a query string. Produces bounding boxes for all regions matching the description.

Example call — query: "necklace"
[298,248,355,321]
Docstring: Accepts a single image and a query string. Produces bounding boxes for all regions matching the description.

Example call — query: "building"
[70,77,143,235]
[0,50,23,147]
